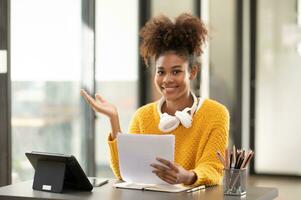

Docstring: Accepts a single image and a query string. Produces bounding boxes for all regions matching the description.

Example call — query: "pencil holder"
[223,168,247,196]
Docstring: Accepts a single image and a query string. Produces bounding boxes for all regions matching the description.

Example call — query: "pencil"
[242,152,254,169]
[216,151,226,168]
[232,145,236,168]
[229,150,254,190]
[240,150,252,170]
[225,148,229,169]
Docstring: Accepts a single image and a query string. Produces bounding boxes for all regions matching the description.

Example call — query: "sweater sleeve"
[190,109,229,186]
[107,110,141,179]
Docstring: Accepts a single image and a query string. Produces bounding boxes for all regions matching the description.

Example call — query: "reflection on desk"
[0,179,278,200]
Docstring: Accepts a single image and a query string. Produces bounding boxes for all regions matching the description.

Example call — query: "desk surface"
[0,179,278,200]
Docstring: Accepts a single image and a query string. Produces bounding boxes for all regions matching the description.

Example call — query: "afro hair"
[139,13,208,66]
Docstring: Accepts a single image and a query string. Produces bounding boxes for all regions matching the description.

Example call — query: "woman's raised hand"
[80,89,121,139]
[80,89,118,118]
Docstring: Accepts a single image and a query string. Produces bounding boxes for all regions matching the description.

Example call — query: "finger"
[80,90,100,110]
[82,93,93,105]
[154,171,177,184]
[80,89,86,95]
[80,89,90,98]
[156,157,179,172]
[158,176,174,184]
[152,168,178,180]
[80,90,93,103]
[150,163,170,171]
[95,93,106,103]
[83,94,95,105]
[157,175,175,185]
[154,172,175,184]
[90,106,99,113]
[152,170,177,181]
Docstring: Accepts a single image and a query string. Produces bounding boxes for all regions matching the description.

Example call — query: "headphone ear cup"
[175,111,192,128]
[159,113,180,132]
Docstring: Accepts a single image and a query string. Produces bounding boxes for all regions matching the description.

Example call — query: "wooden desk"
[0,179,278,200]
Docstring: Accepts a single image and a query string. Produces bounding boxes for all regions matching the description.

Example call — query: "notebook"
[113,182,200,193]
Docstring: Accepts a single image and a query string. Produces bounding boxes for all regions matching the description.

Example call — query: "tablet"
[25,151,95,192]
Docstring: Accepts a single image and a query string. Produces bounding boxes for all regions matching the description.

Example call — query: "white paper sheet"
[117,134,175,185]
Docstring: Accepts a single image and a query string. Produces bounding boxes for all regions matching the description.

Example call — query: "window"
[255,0,301,175]
[11,0,84,182]
[95,0,139,177]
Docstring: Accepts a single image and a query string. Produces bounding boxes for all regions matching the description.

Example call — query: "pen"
[186,185,205,193]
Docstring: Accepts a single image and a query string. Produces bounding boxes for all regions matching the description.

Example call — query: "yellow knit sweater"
[108,98,229,186]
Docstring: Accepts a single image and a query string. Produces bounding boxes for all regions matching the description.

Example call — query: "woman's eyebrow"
[157,65,183,70]
[171,65,182,69]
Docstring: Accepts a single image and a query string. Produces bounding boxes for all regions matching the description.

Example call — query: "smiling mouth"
[162,86,178,88]
[162,86,178,92]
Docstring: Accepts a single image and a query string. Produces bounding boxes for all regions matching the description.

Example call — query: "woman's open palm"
[80,89,118,118]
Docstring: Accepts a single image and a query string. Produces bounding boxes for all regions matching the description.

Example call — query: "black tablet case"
[26,152,93,193]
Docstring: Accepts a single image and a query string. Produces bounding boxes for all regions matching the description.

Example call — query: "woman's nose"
[163,73,173,83]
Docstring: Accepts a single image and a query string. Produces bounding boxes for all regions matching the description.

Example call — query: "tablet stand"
[32,160,66,193]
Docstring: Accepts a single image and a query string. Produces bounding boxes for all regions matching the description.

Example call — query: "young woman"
[81,13,229,186]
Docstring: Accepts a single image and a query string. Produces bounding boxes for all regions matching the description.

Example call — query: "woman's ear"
[189,65,199,80]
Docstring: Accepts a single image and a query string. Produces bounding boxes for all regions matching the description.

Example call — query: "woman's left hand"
[150,157,196,185]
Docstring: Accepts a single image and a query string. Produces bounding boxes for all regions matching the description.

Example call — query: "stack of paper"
[117,134,175,185]
[114,134,205,193]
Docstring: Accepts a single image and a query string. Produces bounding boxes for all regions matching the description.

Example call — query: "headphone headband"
[157,93,198,117]
[157,93,199,132]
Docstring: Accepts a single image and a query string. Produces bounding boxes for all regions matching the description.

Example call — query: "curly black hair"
[140,13,208,67]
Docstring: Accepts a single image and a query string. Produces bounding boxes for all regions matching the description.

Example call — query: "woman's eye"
[157,71,164,75]
[173,70,181,75]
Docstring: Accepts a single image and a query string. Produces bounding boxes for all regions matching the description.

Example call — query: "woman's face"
[154,52,197,101]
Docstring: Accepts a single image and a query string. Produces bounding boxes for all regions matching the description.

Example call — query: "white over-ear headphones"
[157,93,203,133]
